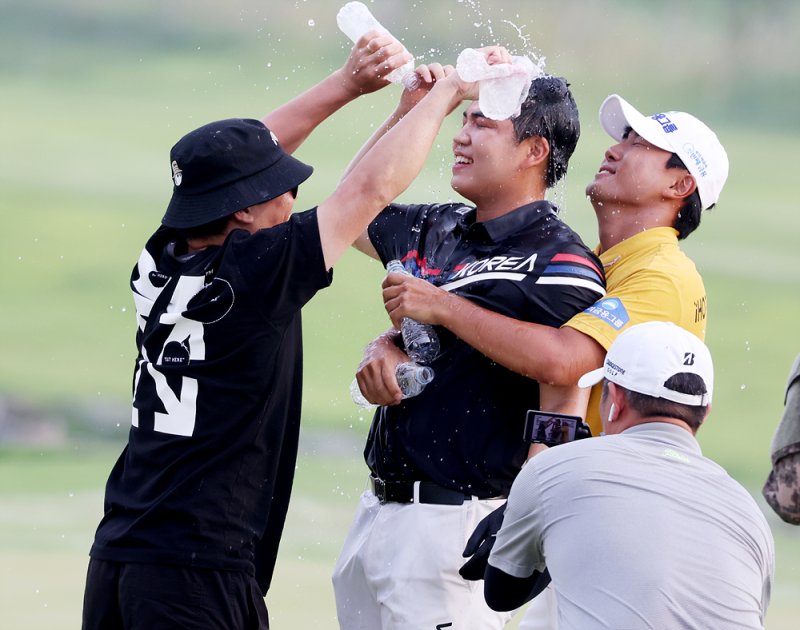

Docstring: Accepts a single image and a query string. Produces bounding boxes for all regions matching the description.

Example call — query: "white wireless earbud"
[607,403,616,424]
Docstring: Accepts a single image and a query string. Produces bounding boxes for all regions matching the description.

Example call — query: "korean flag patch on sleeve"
[583,297,630,330]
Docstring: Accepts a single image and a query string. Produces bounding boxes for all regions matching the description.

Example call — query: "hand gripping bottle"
[336,2,417,87]
[385,259,440,365]
[350,362,435,408]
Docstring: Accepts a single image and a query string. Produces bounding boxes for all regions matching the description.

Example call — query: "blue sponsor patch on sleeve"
[583,297,630,330]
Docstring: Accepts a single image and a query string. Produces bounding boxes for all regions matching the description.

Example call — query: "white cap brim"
[599,94,674,153]
[577,367,605,389]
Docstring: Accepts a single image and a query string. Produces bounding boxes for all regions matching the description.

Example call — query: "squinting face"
[586,129,677,209]
[450,102,527,203]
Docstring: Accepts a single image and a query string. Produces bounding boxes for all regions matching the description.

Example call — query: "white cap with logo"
[578,321,713,406]
[599,94,729,211]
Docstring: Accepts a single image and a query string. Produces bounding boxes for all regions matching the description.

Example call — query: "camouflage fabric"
[762,354,800,525]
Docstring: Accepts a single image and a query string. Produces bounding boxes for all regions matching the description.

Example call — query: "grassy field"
[1,443,798,628]
[2,0,799,627]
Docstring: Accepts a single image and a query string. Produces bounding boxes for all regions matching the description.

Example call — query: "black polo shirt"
[366,201,605,497]
[90,208,331,594]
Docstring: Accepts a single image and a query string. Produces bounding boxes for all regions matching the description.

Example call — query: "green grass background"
[1,0,798,627]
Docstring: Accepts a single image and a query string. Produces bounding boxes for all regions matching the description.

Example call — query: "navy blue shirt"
[366,201,605,497]
[90,208,331,594]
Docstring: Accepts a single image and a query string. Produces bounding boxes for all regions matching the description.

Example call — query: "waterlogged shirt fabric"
[90,208,331,593]
[565,227,707,435]
[365,201,605,497]
[491,424,775,629]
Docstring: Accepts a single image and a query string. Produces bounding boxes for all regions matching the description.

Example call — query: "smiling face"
[450,102,530,205]
[586,128,679,210]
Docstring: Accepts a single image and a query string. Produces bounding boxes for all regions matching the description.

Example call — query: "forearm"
[262,69,358,154]
[342,105,407,179]
[483,566,551,612]
[431,291,601,385]
[317,79,460,268]
[763,449,800,525]
[347,80,458,203]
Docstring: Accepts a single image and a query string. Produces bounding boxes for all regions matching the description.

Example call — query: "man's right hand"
[396,63,454,115]
[355,331,408,406]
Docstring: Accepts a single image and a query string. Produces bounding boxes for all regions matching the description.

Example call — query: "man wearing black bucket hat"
[82,33,482,630]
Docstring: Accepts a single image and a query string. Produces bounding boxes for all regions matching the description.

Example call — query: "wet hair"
[622,372,709,430]
[174,213,234,240]
[511,76,580,188]
[666,153,705,240]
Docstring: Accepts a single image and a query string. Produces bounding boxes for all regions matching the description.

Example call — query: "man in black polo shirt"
[82,35,483,630]
[332,71,606,629]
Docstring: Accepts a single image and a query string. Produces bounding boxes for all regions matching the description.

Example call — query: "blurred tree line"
[3,0,798,130]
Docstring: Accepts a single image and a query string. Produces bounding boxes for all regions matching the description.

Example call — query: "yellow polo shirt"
[565,227,707,435]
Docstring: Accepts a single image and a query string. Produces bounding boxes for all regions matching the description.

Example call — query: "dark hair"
[623,372,709,430]
[511,76,580,188]
[665,153,705,240]
[175,213,233,241]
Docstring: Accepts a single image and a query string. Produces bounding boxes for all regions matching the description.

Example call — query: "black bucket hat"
[162,118,313,229]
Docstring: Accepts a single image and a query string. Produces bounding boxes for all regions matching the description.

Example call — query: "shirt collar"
[621,422,702,455]
[463,200,557,243]
[597,226,679,260]
[459,200,557,243]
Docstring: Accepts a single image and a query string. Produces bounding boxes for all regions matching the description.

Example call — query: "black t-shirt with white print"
[90,208,331,593]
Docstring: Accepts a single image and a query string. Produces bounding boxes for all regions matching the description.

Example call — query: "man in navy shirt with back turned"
[332,58,606,629]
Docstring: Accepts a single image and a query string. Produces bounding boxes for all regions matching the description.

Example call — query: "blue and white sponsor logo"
[651,112,678,134]
[584,297,629,330]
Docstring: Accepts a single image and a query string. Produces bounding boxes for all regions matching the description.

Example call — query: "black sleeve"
[525,241,606,327]
[232,208,332,320]
[367,203,431,266]
[483,565,552,612]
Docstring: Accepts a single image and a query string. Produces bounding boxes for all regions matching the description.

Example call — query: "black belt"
[370,475,473,505]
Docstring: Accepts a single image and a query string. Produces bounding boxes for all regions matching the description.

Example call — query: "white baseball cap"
[578,321,713,406]
[599,94,729,211]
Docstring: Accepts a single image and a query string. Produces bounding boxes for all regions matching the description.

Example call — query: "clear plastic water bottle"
[395,361,435,398]
[385,259,440,364]
[350,362,435,408]
[336,2,417,87]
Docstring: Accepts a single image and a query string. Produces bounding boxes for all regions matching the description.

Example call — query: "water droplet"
[308,19,315,27]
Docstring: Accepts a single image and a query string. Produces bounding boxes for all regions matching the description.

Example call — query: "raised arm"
[348,62,457,259]
[316,69,468,270]
[381,273,606,385]
[262,31,411,154]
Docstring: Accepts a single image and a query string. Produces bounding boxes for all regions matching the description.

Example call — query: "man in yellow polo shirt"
[557,94,724,435]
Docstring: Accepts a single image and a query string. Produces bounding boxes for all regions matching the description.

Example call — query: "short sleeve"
[524,244,606,328]
[231,208,332,320]
[367,204,431,267]
[489,460,548,578]
[565,267,697,351]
